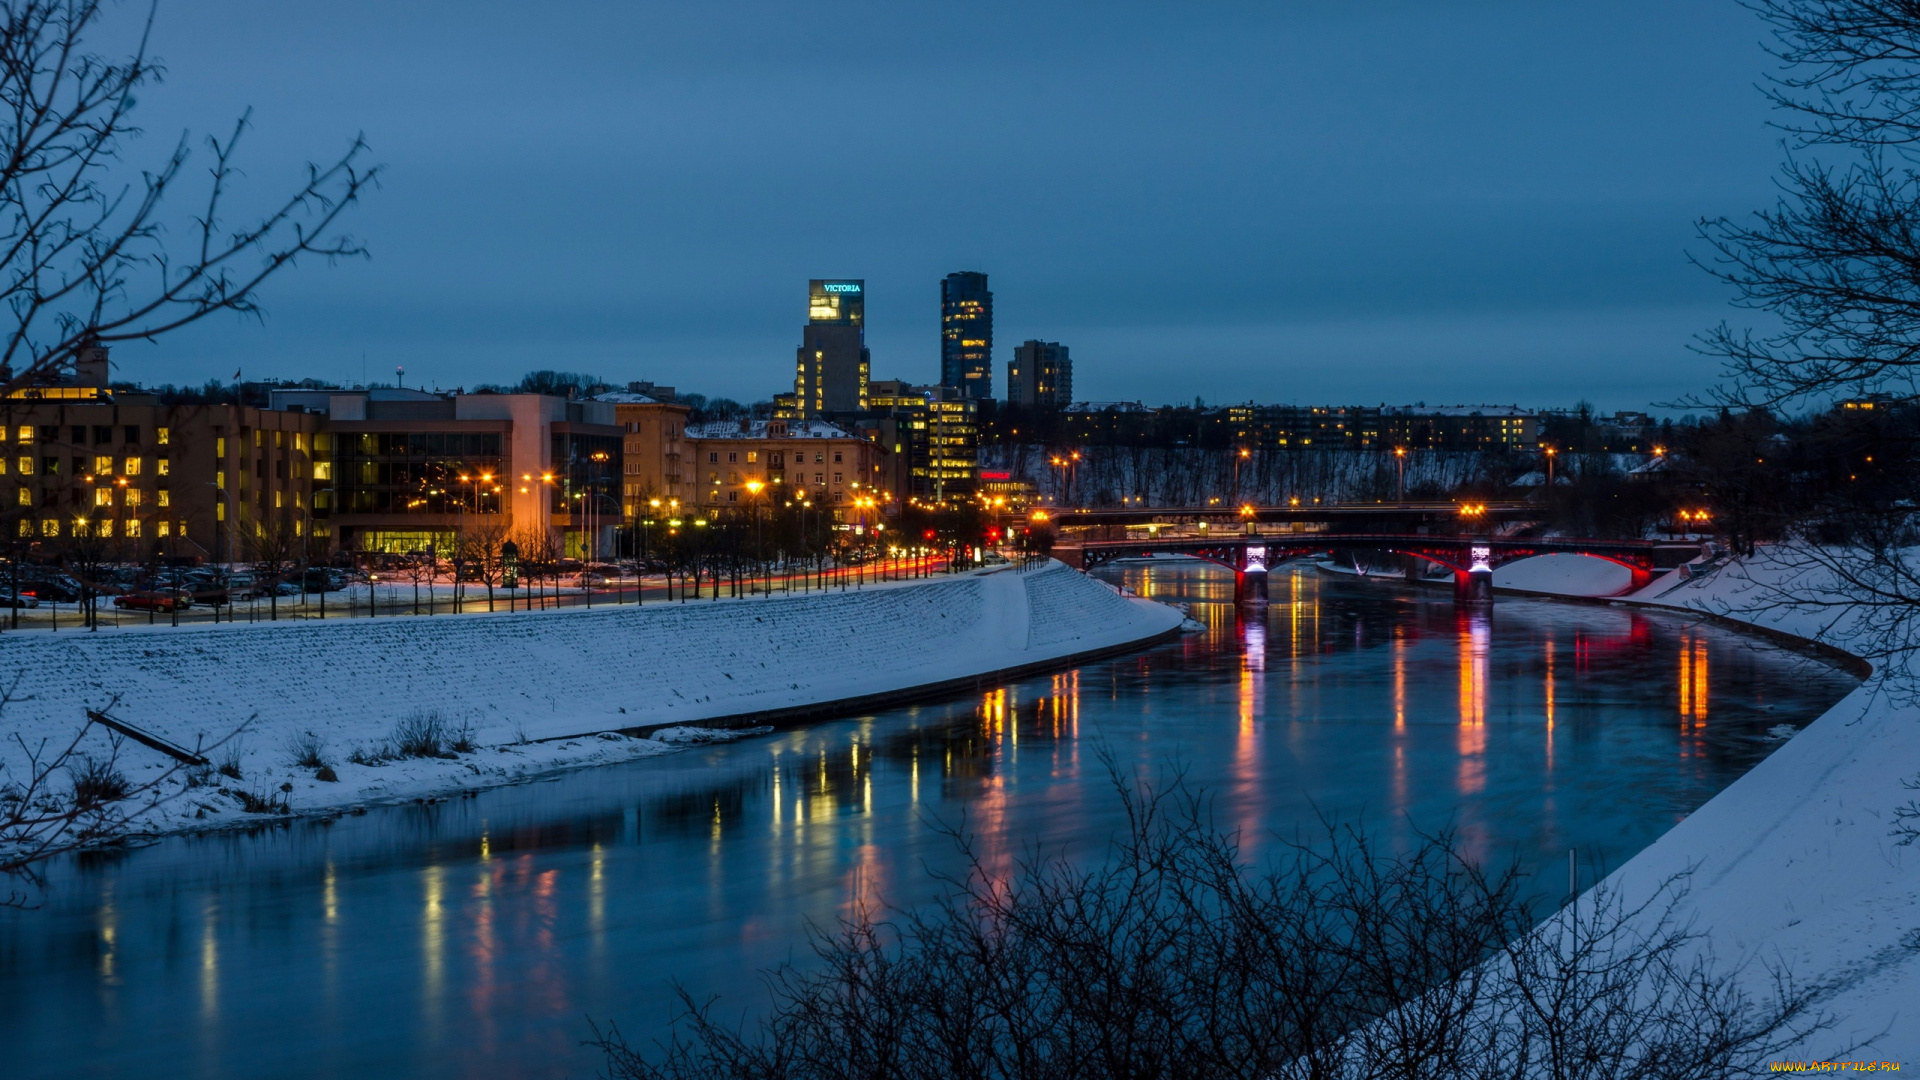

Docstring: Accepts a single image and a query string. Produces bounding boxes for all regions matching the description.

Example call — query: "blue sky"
[112,1,1784,411]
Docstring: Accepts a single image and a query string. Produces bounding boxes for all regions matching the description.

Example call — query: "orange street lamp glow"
[1239,503,1256,517]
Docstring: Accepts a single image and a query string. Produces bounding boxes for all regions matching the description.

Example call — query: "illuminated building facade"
[682,418,889,519]
[940,271,993,400]
[795,279,870,416]
[1007,340,1072,409]
[592,391,693,517]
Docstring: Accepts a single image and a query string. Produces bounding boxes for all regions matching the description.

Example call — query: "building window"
[275,491,283,509]
[834,473,843,484]
[15,426,30,442]
[124,489,140,507]
[814,472,824,484]
[41,456,57,474]
[123,425,140,444]
[123,457,141,476]
[94,489,110,507]
[69,426,83,443]
[746,451,757,463]
[156,427,169,445]
[727,491,737,502]
[727,452,737,463]
[125,519,141,538]
[156,520,170,537]
[216,502,225,522]
[16,457,29,475]
[93,455,112,475]
[833,452,842,463]
[157,490,169,507]
[40,519,57,537]
[15,489,28,507]
[157,458,170,477]
[93,425,112,445]
[708,451,718,463]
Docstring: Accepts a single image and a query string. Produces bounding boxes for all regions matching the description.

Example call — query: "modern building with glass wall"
[1007,339,1072,409]
[940,271,992,400]
[795,279,870,416]
[268,388,623,559]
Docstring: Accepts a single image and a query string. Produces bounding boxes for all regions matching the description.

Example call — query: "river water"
[2,563,1859,1079]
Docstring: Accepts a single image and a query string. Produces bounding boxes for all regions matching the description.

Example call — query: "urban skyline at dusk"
[99,1,1783,413]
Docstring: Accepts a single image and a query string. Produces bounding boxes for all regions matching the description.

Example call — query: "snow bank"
[1505,554,1918,1057]
[1490,552,1633,596]
[0,562,1181,841]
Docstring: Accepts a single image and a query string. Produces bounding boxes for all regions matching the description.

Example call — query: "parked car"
[302,568,347,592]
[114,590,188,612]
[579,571,614,587]
[0,591,39,608]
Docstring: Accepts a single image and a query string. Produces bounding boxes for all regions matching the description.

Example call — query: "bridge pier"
[1455,567,1493,605]
[1234,568,1268,604]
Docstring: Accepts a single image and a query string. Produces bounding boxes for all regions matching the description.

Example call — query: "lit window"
[123,457,141,476]
[157,521,171,537]
[94,455,113,475]
[216,502,225,522]
[124,489,140,507]
[15,489,28,507]
[124,519,141,538]
[156,427,169,445]
[40,519,57,537]
[15,426,30,442]
[215,437,225,457]
[157,458,170,477]
[275,491,283,509]
[94,489,110,507]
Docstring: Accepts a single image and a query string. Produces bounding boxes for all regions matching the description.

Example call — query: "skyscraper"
[940,271,993,400]
[795,279,870,416]
[1007,339,1073,409]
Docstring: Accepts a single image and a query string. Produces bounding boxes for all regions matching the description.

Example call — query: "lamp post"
[1394,446,1407,502]
[745,479,765,595]
[1543,446,1557,489]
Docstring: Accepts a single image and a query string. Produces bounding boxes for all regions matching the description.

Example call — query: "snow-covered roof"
[592,391,661,405]
[1385,404,1537,417]
[686,419,855,440]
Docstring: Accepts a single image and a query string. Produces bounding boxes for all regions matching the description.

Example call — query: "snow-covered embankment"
[0,561,1182,839]
[1496,554,1917,1056]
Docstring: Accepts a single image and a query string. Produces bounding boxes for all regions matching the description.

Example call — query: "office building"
[1007,340,1072,409]
[592,390,693,517]
[267,387,624,559]
[794,279,870,416]
[940,272,992,400]
[683,418,888,519]
[1381,406,1539,451]
[2,381,324,564]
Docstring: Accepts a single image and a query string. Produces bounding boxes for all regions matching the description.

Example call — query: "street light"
[745,479,765,594]
[1393,446,1407,502]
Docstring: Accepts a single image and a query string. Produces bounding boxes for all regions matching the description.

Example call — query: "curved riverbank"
[0,561,1184,844]
[1328,553,1913,1058]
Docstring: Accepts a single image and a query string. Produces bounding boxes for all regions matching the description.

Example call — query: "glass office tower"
[795,280,870,415]
[940,271,993,400]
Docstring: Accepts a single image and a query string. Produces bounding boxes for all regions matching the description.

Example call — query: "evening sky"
[113,1,1783,412]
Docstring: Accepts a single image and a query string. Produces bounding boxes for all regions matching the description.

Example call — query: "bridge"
[1054,531,1705,604]
[1037,500,1541,533]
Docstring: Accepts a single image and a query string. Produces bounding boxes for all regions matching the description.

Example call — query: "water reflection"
[0,562,1859,1080]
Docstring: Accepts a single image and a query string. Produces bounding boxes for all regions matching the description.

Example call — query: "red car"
[113,590,189,612]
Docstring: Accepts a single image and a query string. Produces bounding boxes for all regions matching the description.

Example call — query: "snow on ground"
[1,561,1182,846]
[1490,551,1632,595]
[1496,551,1919,1059]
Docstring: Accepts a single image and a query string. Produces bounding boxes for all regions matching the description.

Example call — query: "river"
[1,563,1859,1079]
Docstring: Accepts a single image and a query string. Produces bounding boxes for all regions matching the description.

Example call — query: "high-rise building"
[1007,340,1072,409]
[940,271,992,400]
[795,279,870,416]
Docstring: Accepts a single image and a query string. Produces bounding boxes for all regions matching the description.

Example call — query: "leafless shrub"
[392,711,452,759]
[449,724,478,755]
[228,786,287,815]
[285,731,330,770]
[66,757,129,810]
[594,765,1836,1080]
[216,742,245,781]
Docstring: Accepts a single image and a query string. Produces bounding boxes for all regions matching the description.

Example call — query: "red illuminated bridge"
[1055,533,1707,604]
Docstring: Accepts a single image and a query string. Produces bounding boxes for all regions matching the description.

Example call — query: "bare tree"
[593,768,1837,1080]
[0,0,378,393]
[1694,1,1920,408]
[1,682,249,906]
[460,518,508,612]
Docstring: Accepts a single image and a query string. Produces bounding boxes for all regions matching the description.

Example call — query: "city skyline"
[101,1,1783,414]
